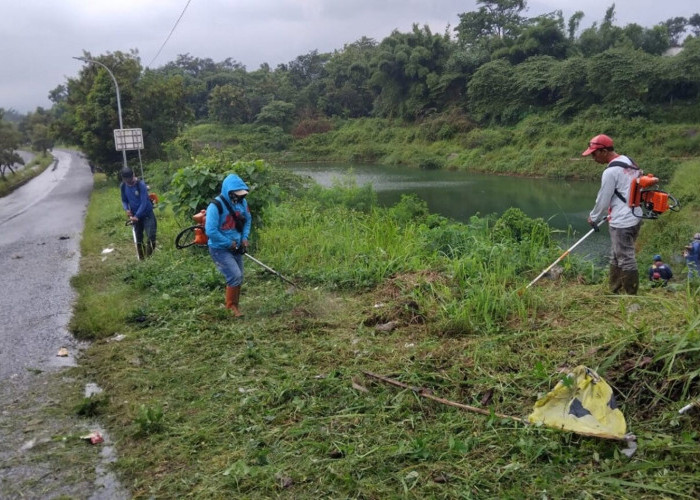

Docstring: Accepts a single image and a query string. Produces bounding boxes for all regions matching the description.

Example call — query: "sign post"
[114,128,145,178]
[114,128,144,151]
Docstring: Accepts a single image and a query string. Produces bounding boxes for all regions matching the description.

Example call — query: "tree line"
[3,1,700,177]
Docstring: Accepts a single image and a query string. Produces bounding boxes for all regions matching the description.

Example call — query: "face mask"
[228,191,246,203]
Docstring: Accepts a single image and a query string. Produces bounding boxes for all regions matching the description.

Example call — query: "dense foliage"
[166,155,306,221]
[0,110,24,178]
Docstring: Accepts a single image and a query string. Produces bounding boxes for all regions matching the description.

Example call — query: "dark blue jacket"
[120,179,154,219]
[648,263,672,282]
[687,240,700,267]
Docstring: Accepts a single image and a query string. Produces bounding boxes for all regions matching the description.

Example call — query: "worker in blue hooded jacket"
[205,174,252,317]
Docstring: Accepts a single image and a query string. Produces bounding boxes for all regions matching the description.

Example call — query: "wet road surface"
[0,149,129,499]
[0,149,91,378]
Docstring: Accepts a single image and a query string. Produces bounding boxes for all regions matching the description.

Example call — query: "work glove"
[230,243,246,255]
[589,220,600,232]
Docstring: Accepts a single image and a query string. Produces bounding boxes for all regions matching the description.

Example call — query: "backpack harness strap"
[607,159,640,204]
[211,195,235,215]
[211,196,246,231]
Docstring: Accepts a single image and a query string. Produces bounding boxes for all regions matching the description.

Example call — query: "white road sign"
[114,128,144,151]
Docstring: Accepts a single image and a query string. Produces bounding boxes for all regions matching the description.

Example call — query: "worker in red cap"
[583,134,642,294]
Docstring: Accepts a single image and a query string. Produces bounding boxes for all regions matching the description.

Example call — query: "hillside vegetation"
[171,108,700,182]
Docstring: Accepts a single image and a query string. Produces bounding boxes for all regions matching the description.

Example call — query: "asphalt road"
[0,149,92,379]
[0,150,128,499]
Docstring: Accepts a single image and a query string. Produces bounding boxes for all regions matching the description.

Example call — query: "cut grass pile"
[65,166,700,498]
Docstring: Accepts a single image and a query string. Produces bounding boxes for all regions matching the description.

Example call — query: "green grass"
[65,163,700,498]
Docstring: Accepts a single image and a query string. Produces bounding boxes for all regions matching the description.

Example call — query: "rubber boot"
[621,269,639,295]
[136,243,145,261]
[231,285,243,317]
[609,265,623,294]
[226,286,243,317]
[146,240,156,257]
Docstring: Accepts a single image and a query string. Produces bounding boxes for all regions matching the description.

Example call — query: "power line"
[147,0,193,68]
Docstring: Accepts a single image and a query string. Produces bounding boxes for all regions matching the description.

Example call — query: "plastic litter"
[528,366,627,440]
[679,398,699,414]
[81,431,104,445]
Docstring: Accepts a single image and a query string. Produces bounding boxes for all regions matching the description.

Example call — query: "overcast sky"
[2,0,697,114]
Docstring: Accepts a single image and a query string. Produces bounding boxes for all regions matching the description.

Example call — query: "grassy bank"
[0,151,56,197]
[63,160,700,498]
[172,110,700,182]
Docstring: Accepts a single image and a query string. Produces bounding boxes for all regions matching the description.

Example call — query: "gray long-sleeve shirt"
[589,155,641,229]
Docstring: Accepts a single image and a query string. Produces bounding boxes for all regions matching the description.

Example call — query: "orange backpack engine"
[627,173,677,219]
[192,210,209,245]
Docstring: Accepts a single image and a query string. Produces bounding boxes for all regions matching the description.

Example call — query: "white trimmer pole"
[131,224,140,260]
[244,253,298,288]
[525,219,607,290]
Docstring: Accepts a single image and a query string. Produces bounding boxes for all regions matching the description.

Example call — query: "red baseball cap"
[582,134,613,156]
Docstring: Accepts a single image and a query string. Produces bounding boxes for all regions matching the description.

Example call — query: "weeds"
[134,405,164,435]
[74,394,109,418]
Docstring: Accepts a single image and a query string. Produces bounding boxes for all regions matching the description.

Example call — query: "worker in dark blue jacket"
[684,233,700,279]
[648,254,672,287]
[120,167,157,260]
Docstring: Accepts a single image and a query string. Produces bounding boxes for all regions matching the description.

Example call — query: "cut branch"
[362,370,524,423]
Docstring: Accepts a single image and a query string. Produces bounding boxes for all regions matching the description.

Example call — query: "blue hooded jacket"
[205,174,251,249]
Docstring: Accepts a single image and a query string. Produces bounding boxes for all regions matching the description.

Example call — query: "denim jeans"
[209,247,244,287]
[688,258,700,279]
[133,213,157,244]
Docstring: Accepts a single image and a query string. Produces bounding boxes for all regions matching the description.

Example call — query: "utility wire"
[147,0,193,68]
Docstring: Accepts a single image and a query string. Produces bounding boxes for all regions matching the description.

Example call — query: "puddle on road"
[84,382,104,398]
[87,423,130,500]
[83,383,129,500]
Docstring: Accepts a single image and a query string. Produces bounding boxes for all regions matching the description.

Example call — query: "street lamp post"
[73,56,128,170]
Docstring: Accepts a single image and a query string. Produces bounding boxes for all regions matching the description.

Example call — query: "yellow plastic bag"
[528,366,626,440]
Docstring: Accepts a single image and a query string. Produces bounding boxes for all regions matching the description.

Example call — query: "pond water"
[289,162,609,261]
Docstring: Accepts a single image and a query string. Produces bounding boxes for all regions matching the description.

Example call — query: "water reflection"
[290,162,609,261]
